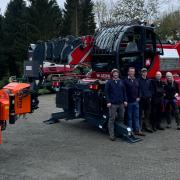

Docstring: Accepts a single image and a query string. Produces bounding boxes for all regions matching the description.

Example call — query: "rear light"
[28,52,33,61]
[52,82,60,87]
[145,58,151,66]
[89,84,99,90]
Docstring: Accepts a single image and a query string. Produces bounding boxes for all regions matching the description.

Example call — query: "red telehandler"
[42,22,180,143]
[1,21,180,143]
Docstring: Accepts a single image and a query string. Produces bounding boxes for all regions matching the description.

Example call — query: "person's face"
[113,72,119,79]
[167,76,173,82]
[155,72,162,80]
[142,71,147,77]
[128,68,135,77]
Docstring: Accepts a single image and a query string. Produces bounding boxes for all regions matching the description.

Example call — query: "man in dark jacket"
[139,68,153,133]
[164,72,180,130]
[123,67,145,136]
[105,69,127,141]
[151,71,165,131]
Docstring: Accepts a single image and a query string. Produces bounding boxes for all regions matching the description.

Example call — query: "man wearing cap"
[164,72,180,130]
[151,71,165,131]
[105,69,128,141]
[123,67,145,136]
[139,68,153,133]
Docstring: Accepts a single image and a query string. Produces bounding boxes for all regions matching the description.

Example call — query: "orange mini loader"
[0,82,39,144]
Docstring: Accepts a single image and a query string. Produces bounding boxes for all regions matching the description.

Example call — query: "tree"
[79,0,96,35]
[62,0,81,36]
[27,0,63,41]
[93,0,159,24]
[113,0,146,22]
[0,14,7,81]
[93,0,108,27]
[156,9,180,41]
[62,0,96,36]
[144,0,159,23]
[2,0,63,78]
[3,0,27,77]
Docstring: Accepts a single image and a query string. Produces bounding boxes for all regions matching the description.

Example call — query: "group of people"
[105,67,180,141]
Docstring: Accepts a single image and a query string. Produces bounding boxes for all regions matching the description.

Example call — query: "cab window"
[119,27,143,76]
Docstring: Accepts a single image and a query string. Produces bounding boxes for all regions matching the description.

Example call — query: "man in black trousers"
[151,71,165,131]
[139,68,153,133]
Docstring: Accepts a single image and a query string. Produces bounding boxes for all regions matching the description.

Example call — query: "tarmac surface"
[1,94,180,180]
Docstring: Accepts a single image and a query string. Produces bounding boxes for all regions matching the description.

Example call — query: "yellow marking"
[5,106,9,110]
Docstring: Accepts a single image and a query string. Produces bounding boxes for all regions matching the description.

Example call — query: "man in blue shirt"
[105,69,127,141]
[124,67,145,136]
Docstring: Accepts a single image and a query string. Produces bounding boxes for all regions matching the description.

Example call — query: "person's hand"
[175,93,178,98]
[107,103,111,107]
[136,98,140,102]
[124,101,128,107]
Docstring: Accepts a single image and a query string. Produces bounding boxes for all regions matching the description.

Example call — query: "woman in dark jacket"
[164,72,180,130]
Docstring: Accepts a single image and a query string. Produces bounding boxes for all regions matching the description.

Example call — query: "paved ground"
[1,94,180,180]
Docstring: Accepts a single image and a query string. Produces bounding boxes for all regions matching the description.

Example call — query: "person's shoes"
[134,131,146,136]
[177,125,180,130]
[157,126,165,130]
[110,136,116,141]
[166,124,172,129]
[152,127,157,131]
[145,127,153,133]
[141,128,146,132]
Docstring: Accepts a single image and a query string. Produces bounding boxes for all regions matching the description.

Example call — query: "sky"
[0,0,180,15]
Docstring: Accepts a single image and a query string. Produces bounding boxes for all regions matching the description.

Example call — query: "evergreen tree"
[62,0,96,36]
[62,0,81,36]
[3,0,27,77]
[27,0,63,41]
[79,0,96,35]
[0,14,7,80]
[0,15,3,55]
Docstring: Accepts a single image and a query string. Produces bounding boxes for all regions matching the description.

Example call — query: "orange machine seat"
[3,82,30,94]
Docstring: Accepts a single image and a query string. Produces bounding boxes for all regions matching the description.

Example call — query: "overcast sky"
[0,0,180,15]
